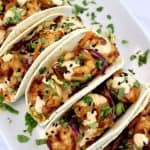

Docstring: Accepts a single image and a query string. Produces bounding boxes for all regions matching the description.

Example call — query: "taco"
[25,28,124,124]
[0,0,68,47]
[104,99,150,150]
[45,70,146,150]
[0,13,84,103]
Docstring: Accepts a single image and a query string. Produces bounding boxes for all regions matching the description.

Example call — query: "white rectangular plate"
[0,0,150,150]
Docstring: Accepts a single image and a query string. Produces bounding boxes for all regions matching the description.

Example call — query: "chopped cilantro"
[99,105,112,119]
[35,139,47,145]
[96,28,102,34]
[59,117,67,124]
[117,88,125,99]
[0,103,19,114]
[39,67,46,74]
[5,7,23,25]
[64,22,74,28]
[106,14,112,20]
[121,40,128,44]
[73,4,88,15]
[82,0,88,6]
[58,55,65,63]
[0,94,19,114]
[128,69,135,75]
[91,12,96,21]
[115,102,125,117]
[96,6,104,12]
[62,82,70,89]
[17,76,23,82]
[0,94,4,102]
[138,49,149,66]
[130,55,137,61]
[17,134,29,143]
[72,81,81,87]
[84,74,92,80]
[107,24,115,33]
[134,80,141,88]
[88,122,98,129]
[0,3,4,12]
[82,96,93,106]
[18,54,24,61]
[96,59,103,70]
[25,113,37,134]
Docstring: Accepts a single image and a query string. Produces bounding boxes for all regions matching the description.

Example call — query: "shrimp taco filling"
[105,103,150,150]
[0,15,83,103]
[45,72,141,150]
[0,0,66,45]
[27,31,120,122]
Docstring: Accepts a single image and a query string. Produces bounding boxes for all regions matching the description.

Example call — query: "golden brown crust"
[47,126,78,150]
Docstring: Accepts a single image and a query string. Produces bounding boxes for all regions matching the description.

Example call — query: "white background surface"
[0,0,150,150]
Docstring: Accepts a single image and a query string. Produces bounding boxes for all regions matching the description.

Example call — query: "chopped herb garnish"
[88,122,98,129]
[86,12,90,16]
[58,55,65,63]
[72,81,81,87]
[0,94,4,101]
[115,102,125,117]
[17,134,29,143]
[0,103,19,114]
[0,94,19,114]
[96,6,104,12]
[82,0,88,6]
[121,40,128,44]
[96,59,103,70]
[59,117,67,124]
[134,80,141,88]
[30,40,38,50]
[5,7,23,25]
[39,67,46,74]
[73,4,88,15]
[106,14,112,20]
[18,54,24,61]
[138,49,149,66]
[130,54,137,61]
[91,21,99,25]
[84,74,92,79]
[82,96,93,106]
[99,105,112,119]
[17,76,23,82]
[0,3,4,12]
[96,28,102,34]
[25,113,37,134]
[117,88,125,99]
[35,139,47,145]
[107,24,115,33]
[64,22,74,28]
[62,82,70,89]
[91,12,96,21]
[128,69,135,75]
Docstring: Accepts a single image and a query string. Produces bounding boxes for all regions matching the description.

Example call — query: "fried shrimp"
[47,126,78,150]
[71,50,97,82]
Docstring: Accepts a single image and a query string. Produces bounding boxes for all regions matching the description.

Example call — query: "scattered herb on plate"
[106,14,112,20]
[35,139,47,146]
[73,4,88,15]
[121,40,128,44]
[0,94,19,114]
[25,113,37,134]
[17,134,30,143]
[138,49,149,66]
[96,6,104,12]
